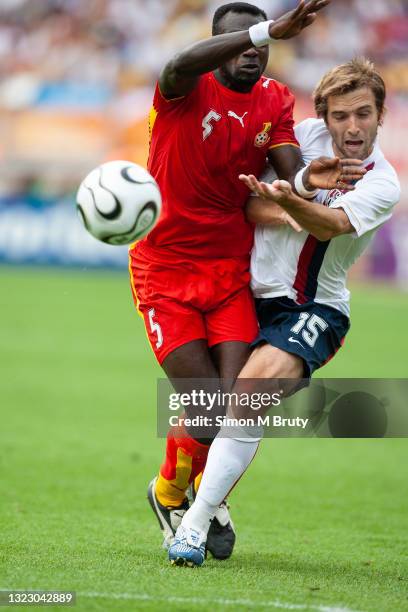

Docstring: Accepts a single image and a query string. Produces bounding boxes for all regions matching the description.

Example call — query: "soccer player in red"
[128,0,357,559]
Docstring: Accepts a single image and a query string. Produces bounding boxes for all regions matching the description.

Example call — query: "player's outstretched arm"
[159,0,331,98]
[246,197,302,232]
[160,31,254,98]
[240,174,353,241]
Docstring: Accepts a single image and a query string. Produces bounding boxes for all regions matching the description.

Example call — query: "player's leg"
[168,285,259,565]
[155,339,220,509]
[159,340,252,559]
[129,254,223,547]
[188,341,252,501]
[184,286,258,558]
[184,345,303,529]
[163,339,219,381]
[162,340,253,561]
[170,297,350,565]
[130,253,255,557]
[200,340,251,558]
[169,345,303,566]
[210,340,251,390]
[183,346,303,529]
[170,279,258,480]
[147,339,224,549]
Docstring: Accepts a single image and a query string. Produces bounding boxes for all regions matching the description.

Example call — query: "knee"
[241,345,304,379]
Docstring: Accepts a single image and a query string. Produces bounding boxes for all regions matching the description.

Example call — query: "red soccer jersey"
[138,72,298,259]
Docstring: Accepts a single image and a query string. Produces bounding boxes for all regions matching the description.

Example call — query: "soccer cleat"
[187,483,236,560]
[207,500,236,560]
[168,524,206,567]
[147,477,189,550]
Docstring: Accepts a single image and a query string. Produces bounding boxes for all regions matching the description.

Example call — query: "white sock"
[182,435,260,536]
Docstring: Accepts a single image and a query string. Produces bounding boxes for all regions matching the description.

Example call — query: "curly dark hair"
[212,2,267,36]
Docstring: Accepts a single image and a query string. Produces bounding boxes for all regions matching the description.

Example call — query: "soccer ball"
[76,160,161,245]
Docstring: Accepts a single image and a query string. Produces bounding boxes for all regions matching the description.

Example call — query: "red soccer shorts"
[129,245,258,364]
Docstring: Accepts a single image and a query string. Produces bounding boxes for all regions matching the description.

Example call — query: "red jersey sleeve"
[152,81,199,113]
[268,85,299,150]
[149,81,200,148]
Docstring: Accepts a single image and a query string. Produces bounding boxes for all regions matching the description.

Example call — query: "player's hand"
[305,156,366,191]
[240,174,298,214]
[269,0,331,40]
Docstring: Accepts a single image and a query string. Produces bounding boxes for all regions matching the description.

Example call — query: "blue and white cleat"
[187,484,236,560]
[168,525,206,567]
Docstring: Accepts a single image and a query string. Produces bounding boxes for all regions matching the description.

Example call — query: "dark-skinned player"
[128,0,364,560]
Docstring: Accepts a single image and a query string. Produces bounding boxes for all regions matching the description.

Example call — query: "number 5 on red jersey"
[148,308,163,349]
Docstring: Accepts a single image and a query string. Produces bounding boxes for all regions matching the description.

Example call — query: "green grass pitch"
[1,266,407,611]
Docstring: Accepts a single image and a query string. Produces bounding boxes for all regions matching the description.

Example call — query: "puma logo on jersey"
[228,111,248,127]
[262,78,272,88]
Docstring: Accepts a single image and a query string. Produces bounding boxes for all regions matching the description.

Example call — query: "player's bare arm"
[246,197,301,231]
[159,0,331,98]
[240,174,354,241]
[267,143,303,189]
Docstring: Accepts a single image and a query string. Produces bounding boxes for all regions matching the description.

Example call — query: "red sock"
[155,422,209,507]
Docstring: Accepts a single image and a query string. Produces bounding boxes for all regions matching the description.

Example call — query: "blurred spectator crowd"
[0,0,407,112]
[0,0,407,279]
[0,0,407,193]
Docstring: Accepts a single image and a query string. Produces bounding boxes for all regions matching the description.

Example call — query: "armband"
[294,166,319,200]
[248,20,275,48]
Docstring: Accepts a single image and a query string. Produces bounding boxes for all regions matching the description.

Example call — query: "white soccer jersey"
[250,118,401,317]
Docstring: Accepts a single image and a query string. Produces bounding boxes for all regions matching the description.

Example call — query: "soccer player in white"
[169,58,401,566]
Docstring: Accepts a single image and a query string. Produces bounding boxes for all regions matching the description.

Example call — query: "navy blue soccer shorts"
[252,296,350,378]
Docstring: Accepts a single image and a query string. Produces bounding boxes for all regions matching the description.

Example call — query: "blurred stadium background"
[0,0,407,279]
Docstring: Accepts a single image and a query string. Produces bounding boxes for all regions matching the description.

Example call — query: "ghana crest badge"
[254,122,272,148]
